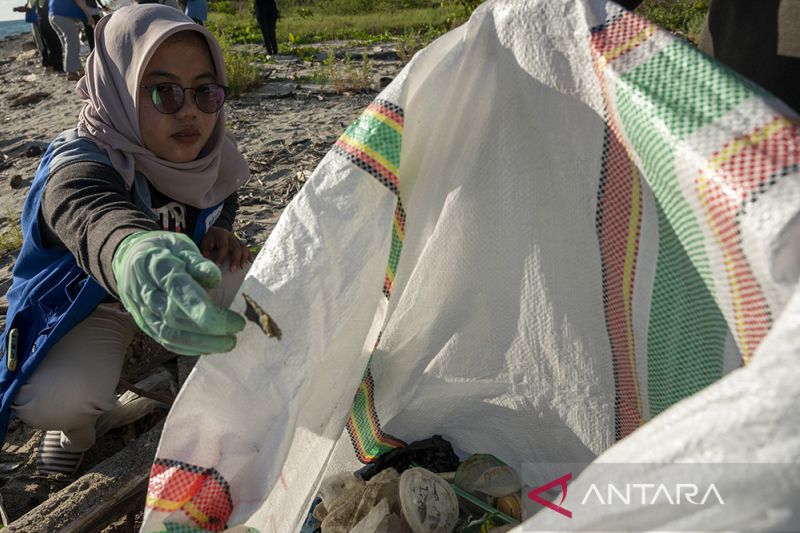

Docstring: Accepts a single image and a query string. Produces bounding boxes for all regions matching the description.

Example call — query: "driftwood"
[7,421,164,533]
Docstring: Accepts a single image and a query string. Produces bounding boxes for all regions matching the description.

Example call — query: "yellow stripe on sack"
[393,215,405,246]
[182,501,211,526]
[349,392,382,459]
[622,163,645,425]
[698,116,788,363]
[357,380,384,439]
[144,497,212,526]
[696,169,752,364]
[364,108,403,135]
[710,116,790,169]
[726,251,751,363]
[339,133,400,177]
[353,379,399,450]
[145,496,185,512]
[347,413,372,459]
[605,24,656,63]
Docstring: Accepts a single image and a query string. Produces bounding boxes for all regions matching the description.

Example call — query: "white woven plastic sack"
[141,1,800,531]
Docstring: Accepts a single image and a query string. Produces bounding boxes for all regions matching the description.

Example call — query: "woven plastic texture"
[142,1,800,531]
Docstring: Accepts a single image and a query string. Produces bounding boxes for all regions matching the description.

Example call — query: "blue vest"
[0,129,222,443]
[184,0,208,21]
[49,0,87,22]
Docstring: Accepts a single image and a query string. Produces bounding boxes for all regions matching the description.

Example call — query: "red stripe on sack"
[334,139,400,191]
[368,102,404,127]
[589,11,653,61]
[597,128,643,439]
[147,462,205,510]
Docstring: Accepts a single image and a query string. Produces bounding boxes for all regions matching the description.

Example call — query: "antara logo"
[581,483,725,506]
[527,473,573,518]
[527,472,726,519]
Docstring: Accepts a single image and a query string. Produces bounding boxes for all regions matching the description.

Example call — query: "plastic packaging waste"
[494,494,522,521]
[318,468,406,532]
[453,455,521,498]
[398,467,459,533]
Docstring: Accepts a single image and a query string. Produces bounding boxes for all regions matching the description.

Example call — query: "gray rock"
[263,82,299,98]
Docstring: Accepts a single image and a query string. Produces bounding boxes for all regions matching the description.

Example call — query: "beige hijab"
[76,4,249,209]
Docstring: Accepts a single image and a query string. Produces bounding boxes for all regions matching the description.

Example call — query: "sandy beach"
[0,29,404,528]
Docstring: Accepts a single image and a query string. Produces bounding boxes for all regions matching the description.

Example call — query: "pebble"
[25,145,42,157]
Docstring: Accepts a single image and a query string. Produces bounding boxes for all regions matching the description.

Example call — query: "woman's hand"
[112,231,245,355]
[200,227,253,272]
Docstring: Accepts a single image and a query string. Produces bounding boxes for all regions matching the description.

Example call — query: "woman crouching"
[0,4,253,475]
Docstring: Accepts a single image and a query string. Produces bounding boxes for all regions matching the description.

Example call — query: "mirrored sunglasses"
[141,82,228,114]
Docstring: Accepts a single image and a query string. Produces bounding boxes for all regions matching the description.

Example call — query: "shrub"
[637,0,709,42]
[217,34,263,96]
[209,0,235,14]
[315,49,374,93]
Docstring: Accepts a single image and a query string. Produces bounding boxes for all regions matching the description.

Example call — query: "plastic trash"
[494,494,522,521]
[319,468,403,532]
[399,467,459,533]
[319,473,367,532]
[453,455,521,498]
[349,498,410,533]
[359,435,460,481]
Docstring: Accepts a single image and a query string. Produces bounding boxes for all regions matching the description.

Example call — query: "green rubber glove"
[112,231,246,356]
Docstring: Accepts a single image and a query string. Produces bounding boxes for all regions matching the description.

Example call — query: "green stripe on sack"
[344,115,402,168]
[615,82,715,291]
[613,41,738,415]
[350,385,397,458]
[620,40,753,140]
[389,223,403,275]
[647,207,727,417]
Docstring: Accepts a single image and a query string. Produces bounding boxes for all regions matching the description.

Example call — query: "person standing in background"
[181,0,207,25]
[34,0,64,71]
[696,0,799,114]
[13,0,46,67]
[254,0,278,55]
[49,0,95,80]
[83,0,106,50]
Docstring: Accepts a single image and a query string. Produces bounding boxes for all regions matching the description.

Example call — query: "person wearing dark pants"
[254,0,278,55]
[13,1,47,66]
[35,0,64,71]
[83,0,105,51]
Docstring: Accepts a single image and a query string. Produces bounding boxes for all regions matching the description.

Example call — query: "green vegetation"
[636,0,709,42]
[395,27,436,64]
[314,49,374,92]
[0,216,23,256]
[208,0,479,50]
[275,8,457,45]
[207,0,710,54]
[205,0,710,97]
[217,33,263,96]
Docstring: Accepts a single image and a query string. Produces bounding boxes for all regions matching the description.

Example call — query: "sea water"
[0,19,29,40]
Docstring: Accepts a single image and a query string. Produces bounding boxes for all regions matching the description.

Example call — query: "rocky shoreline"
[0,31,405,528]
